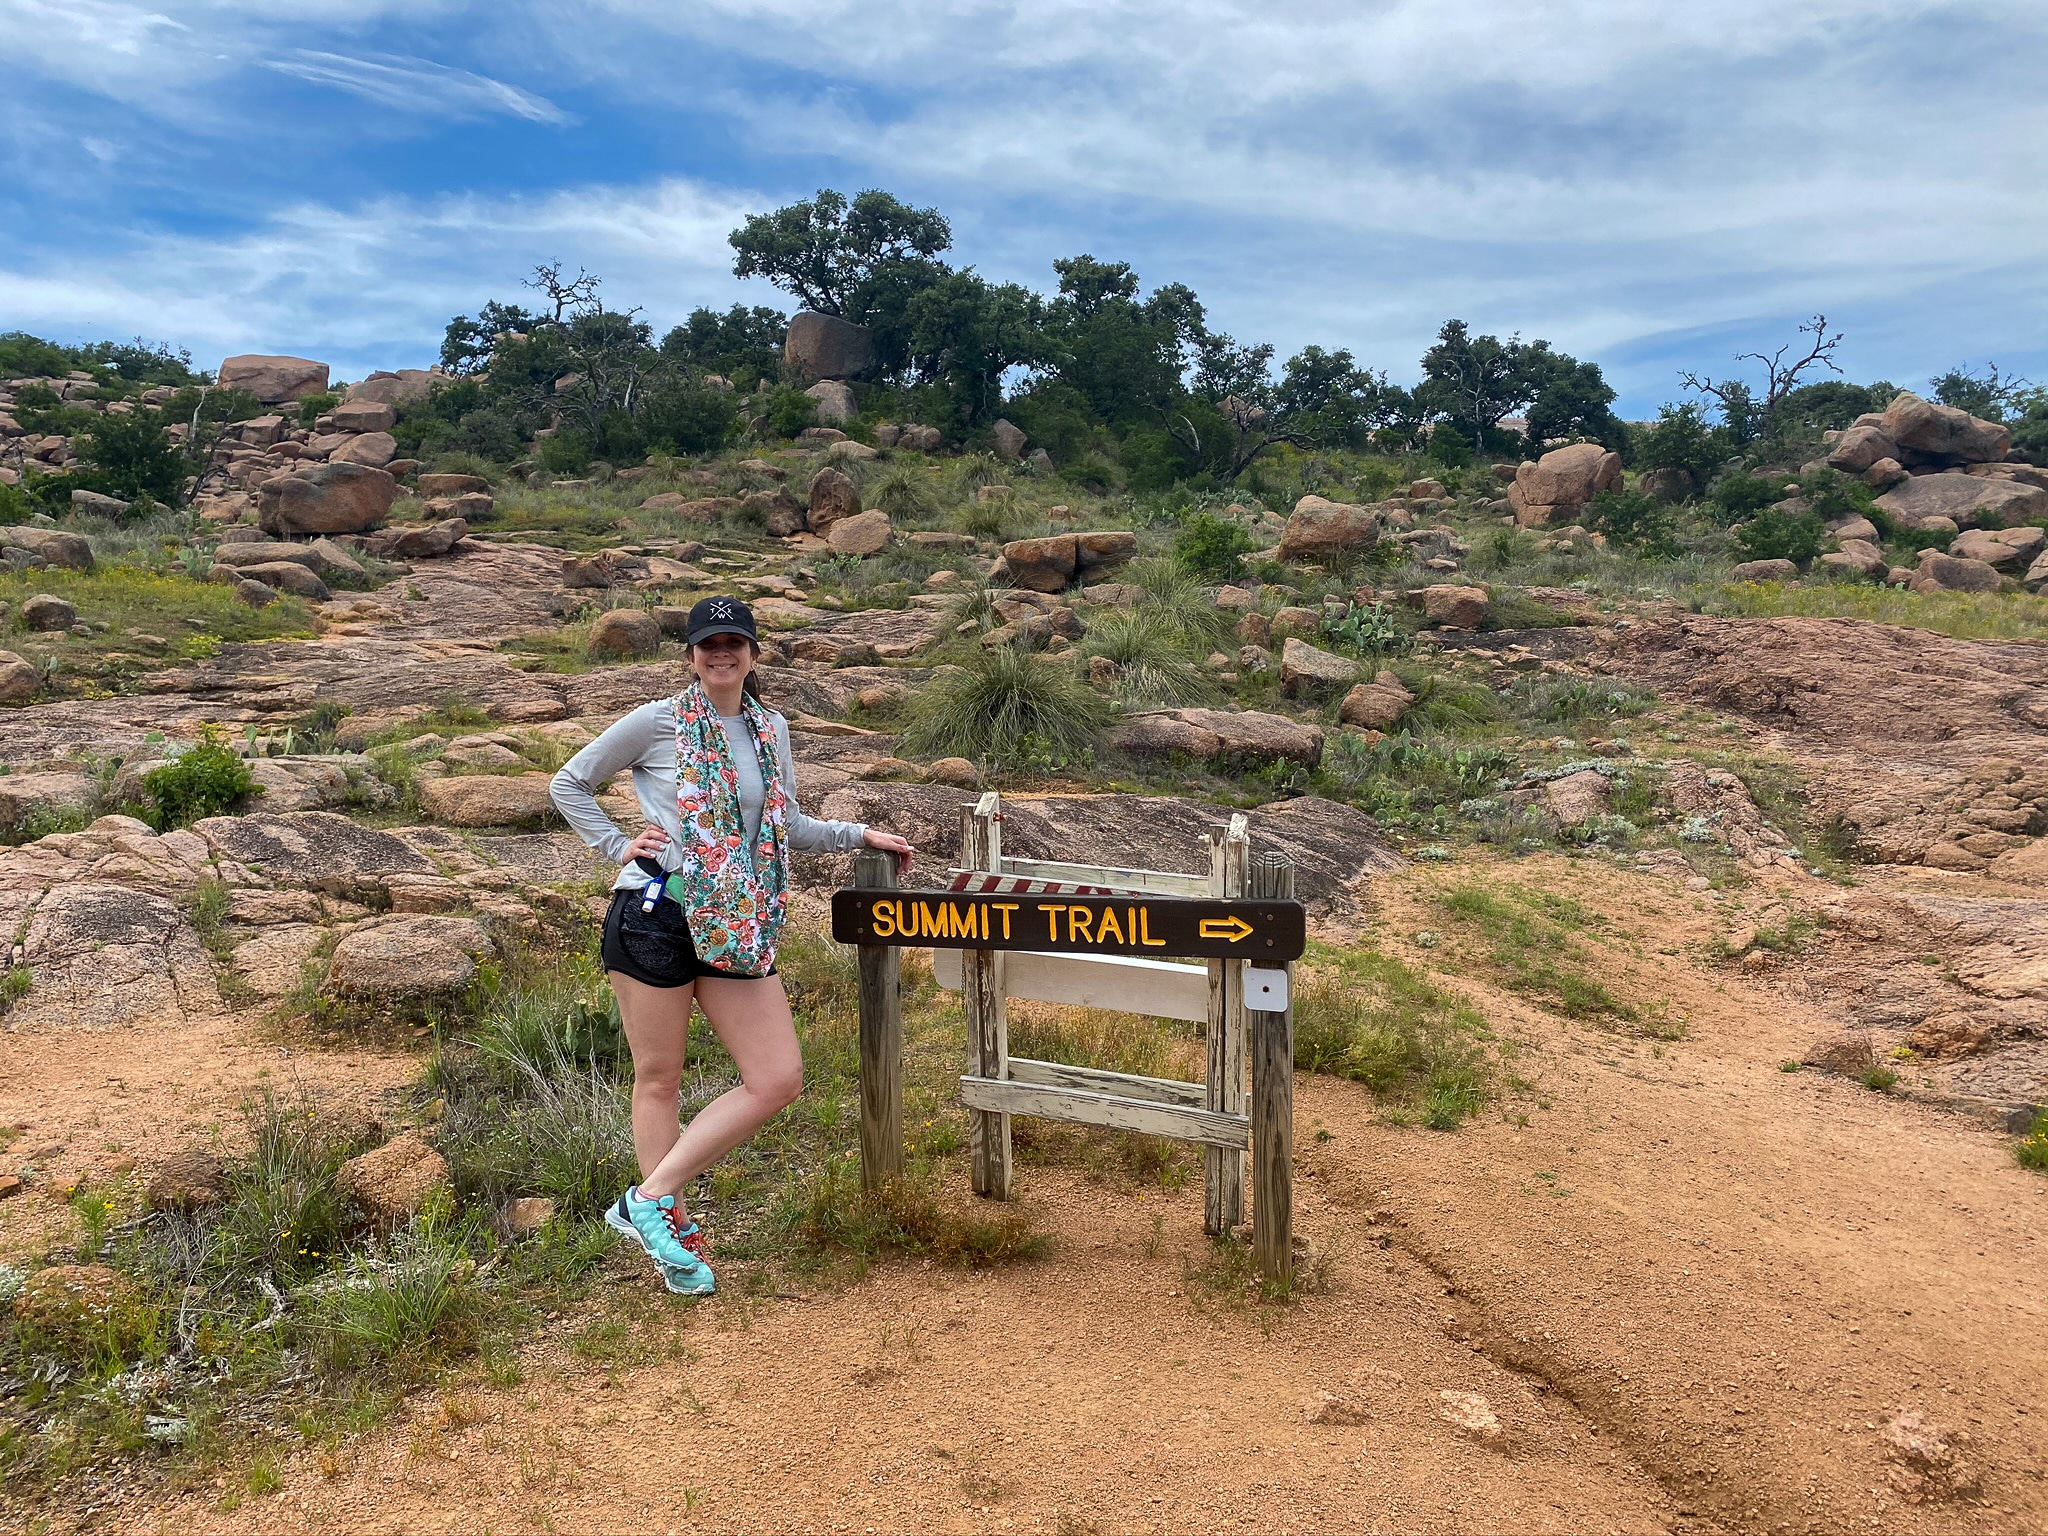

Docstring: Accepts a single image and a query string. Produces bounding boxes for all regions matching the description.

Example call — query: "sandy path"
[75,867,2042,1535]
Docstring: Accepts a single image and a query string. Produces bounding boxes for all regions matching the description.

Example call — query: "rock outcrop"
[784,312,876,381]
[219,354,330,404]
[1509,443,1623,527]
[258,462,398,537]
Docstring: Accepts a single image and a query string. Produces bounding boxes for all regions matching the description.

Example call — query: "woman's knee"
[631,1058,685,1101]
[751,1058,805,1112]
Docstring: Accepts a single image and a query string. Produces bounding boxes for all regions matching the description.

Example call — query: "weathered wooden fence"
[840,791,1302,1282]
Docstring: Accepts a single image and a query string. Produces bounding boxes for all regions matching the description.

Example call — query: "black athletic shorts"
[600,888,774,988]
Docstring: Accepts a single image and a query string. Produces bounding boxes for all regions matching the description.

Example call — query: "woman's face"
[691,632,757,689]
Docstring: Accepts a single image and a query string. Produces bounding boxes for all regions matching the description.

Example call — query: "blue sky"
[2,0,2044,416]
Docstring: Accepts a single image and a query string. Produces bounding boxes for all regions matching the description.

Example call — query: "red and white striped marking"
[945,870,1126,898]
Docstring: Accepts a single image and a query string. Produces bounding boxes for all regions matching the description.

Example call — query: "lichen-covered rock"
[588,608,663,660]
[805,466,862,533]
[419,773,558,828]
[219,354,330,404]
[337,1129,450,1228]
[1509,443,1623,527]
[194,811,435,898]
[1280,637,1360,698]
[1276,496,1381,563]
[328,916,494,1001]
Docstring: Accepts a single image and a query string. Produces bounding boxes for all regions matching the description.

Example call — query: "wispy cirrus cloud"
[262,49,569,124]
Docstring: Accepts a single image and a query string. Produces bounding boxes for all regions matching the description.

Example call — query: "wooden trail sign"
[841,791,1302,1284]
[832,888,1305,961]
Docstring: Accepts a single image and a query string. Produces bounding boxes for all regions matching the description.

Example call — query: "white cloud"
[1,0,2044,405]
[0,178,765,377]
[262,49,569,124]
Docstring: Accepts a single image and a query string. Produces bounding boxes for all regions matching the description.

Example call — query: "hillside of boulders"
[2,333,2046,1528]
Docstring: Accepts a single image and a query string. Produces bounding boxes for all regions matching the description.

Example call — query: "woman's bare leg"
[609,971,696,1181]
[637,975,803,1202]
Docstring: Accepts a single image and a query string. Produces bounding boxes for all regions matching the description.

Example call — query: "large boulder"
[1730,558,1799,583]
[1874,473,2047,531]
[826,508,893,556]
[2027,550,2048,593]
[1074,530,1138,572]
[22,593,77,630]
[218,354,330,404]
[382,517,468,559]
[743,488,806,536]
[345,369,442,407]
[329,916,494,1003]
[416,472,489,497]
[1543,769,1613,825]
[419,773,558,827]
[328,400,397,433]
[991,419,1027,462]
[1818,539,1888,579]
[1174,708,1324,766]
[785,312,877,380]
[1001,535,1080,592]
[804,380,857,424]
[589,608,663,659]
[1824,424,1899,475]
[1951,527,2044,570]
[257,461,397,536]
[1509,443,1623,527]
[1280,637,1360,698]
[1339,671,1415,729]
[1275,496,1382,564]
[805,466,862,533]
[329,430,397,469]
[1908,548,2001,594]
[1414,584,1489,630]
[0,525,93,571]
[1879,392,2010,467]
[233,561,330,600]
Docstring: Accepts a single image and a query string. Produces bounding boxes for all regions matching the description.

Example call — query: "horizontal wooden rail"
[958,1075,1251,1150]
[934,948,1212,1023]
[1006,1056,1208,1108]
[975,857,1215,899]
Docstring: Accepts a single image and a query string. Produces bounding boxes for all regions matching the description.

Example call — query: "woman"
[550,595,913,1294]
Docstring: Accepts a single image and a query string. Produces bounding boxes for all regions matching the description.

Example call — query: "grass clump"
[1435,882,1653,1030]
[1293,947,1496,1128]
[1079,608,1213,707]
[1695,582,2048,642]
[2015,1112,2048,1173]
[899,643,1106,771]
[1861,1066,1899,1093]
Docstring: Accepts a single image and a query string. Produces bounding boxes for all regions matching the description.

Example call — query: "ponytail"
[743,670,762,702]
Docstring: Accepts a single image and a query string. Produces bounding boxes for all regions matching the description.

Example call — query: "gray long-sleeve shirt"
[550,699,867,893]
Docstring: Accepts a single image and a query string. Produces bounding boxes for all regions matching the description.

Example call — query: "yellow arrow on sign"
[1198,914,1254,944]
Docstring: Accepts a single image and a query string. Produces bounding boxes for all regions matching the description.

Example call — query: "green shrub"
[641,377,742,455]
[1172,510,1254,582]
[296,392,340,428]
[871,466,938,521]
[1585,489,1680,558]
[899,644,1105,769]
[1707,471,1782,527]
[73,408,186,504]
[0,480,31,525]
[309,1209,489,1378]
[141,729,258,829]
[1632,402,1723,489]
[1734,503,1825,566]
[760,385,821,439]
[1427,421,1473,468]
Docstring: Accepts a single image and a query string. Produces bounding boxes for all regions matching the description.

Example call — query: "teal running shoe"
[605,1186,716,1295]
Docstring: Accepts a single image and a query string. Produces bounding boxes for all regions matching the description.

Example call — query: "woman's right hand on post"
[622,825,670,866]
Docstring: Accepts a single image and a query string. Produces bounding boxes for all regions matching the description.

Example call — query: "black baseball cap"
[684,595,758,646]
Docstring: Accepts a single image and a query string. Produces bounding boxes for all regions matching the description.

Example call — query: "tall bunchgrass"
[898,643,1107,769]
[1079,608,1214,707]
[1694,581,2048,642]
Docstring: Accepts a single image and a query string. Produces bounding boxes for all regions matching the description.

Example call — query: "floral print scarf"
[669,682,789,974]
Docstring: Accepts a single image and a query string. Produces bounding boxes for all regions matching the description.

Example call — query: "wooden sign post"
[838,793,1304,1282]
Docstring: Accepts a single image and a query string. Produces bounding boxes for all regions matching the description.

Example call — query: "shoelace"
[660,1202,708,1262]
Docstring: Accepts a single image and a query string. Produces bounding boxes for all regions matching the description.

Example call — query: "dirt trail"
[77,858,2044,1536]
